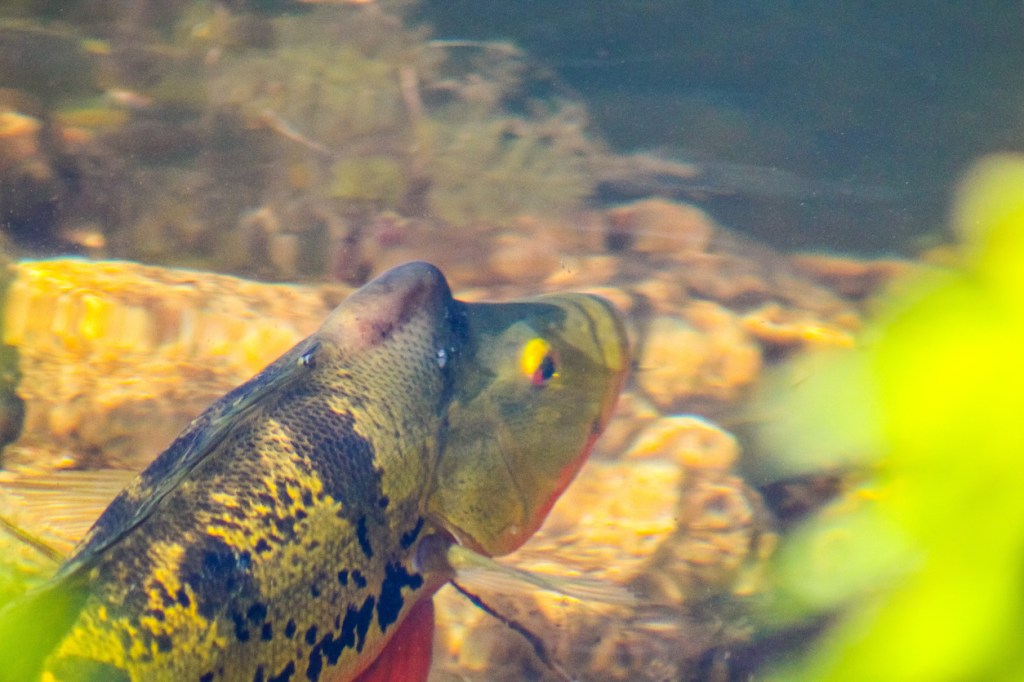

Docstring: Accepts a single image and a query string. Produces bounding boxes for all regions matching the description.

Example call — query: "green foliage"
[761,153,1024,681]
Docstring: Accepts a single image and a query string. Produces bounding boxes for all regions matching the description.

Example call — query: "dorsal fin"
[56,337,320,580]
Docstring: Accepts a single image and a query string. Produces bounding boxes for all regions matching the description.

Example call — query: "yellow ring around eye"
[520,338,553,378]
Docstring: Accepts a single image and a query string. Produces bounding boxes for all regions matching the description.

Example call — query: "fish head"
[299,260,469,518]
[317,259,462,393]
[428,293,629,557]
[310,259,473,448]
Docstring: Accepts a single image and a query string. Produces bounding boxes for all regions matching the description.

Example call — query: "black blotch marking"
[352,596,377,653]
[253,665,265,682]
[247,602,268,624]
[400,517,425,550]
[307,646,323,682]
[275,481,292,507]
[118,628,132,652]
[200,673,214,682]
[351,570,367,589]
[308,595,377,674]
[231,610,251,642]
[155,634,172,653]
[377,562,424,632]
[302,489,314,506]
[378,496,390,509]
[267,660,295,682]
[285,619,297,639]
[276,406,383,523]
[305,625,318,646]
[295,509,308,521]
[208,516,246,531]
[271,515,298,536]
[356,516,373,559]
[153,580,176,608]
[336,570,348,586]
[261,622,274,641]
[310,583,321,598]
[180,537,256,620]
[145,608,166,622]
[176,589,191,608]
[254,538,272,554]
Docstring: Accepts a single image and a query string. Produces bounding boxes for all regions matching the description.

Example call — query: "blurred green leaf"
[762,153,1024,681]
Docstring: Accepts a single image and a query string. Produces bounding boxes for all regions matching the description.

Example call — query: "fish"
[0,261,629,682]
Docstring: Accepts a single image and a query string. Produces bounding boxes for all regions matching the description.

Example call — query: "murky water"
[0,3,1021,681]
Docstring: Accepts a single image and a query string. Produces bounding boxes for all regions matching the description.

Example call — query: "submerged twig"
[452,580,573,682]
[0,515,64,565]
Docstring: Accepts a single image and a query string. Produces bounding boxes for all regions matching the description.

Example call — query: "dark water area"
[418,1,1024,254]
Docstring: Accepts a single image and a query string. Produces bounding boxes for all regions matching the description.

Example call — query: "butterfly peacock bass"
[0,261,629,682]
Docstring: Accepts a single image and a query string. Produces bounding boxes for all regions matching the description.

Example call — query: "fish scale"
[0,261,629,682]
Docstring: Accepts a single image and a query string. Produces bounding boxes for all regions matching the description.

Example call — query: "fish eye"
[520,338,559,388]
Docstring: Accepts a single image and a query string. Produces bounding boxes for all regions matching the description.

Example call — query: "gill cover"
[428,294,629,556]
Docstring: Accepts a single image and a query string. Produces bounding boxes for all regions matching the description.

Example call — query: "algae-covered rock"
[329,155,407,207]
[422,108,596,228]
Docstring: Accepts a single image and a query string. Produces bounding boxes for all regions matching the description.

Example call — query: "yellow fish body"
[0,262,628,682]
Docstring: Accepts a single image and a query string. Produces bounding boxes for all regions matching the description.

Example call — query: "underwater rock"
[637,304,762,411]
[0,110,43,176]
[487,230,564,284]
[1,259,346,470]
[679,249,777,306]
[789,252,914,300]
[626,269,690,316]
[625,414,739,471]
[624,416,772,600]
[606,197,714,256]
[432,415,772,681]
[741,302,857,350]
[650,470,772,598]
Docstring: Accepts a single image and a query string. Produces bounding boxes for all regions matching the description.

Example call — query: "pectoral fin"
[447,544,635,607]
